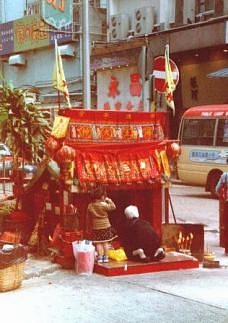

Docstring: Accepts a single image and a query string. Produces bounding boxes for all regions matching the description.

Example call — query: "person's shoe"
[154,248,165,261]
[139,256,150,263]
[132,248,146,258]
[97,255,103,263]
[102,255,109,263]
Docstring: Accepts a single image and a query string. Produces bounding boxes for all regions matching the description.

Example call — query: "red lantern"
[55,145,76,163]
[45,136,61,155]
[166,142,181,159]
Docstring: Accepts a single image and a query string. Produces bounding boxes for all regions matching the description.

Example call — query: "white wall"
[183,0,195,24]
[225,0,228,14]
[109,0,176,33]
[3,46,81,91]
[110,0,157,15]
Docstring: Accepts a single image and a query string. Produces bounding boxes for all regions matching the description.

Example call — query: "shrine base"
[93,252,199,276]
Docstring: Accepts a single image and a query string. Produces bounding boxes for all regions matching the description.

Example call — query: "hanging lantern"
[55,145,76,163]
[45,136,61,156]
[166,142,181,159]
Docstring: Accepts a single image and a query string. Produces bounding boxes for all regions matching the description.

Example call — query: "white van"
[177,105,228,196]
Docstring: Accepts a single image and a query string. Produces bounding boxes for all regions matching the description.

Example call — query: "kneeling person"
[123,205,165,262]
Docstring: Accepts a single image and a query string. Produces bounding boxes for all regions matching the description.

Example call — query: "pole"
[57,90,61,109]
[82,0,91,109]
[169,192,177,223]
[141,46,146,111]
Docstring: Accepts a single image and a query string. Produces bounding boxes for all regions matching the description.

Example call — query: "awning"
[46,109,173,186]
[207,68,228,78]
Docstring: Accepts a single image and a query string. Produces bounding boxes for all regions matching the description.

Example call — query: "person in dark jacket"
[123,205,165,262]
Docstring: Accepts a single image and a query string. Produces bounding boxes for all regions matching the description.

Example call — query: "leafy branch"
[0,84,51,163]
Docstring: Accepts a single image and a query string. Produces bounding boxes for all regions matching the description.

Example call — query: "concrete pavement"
[20,236,228,323]
[23,255,61,280]
[2,181,228,322]
[23,231,228,279]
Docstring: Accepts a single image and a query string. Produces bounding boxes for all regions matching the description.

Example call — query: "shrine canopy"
[46,108,174,187]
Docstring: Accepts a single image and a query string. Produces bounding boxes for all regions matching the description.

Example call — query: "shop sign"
[41,0,73,29]
[91,49,141,71]
[97,66,144,111]
[14,15,49,53]
[0,16,73,56]
[0,21,14,56]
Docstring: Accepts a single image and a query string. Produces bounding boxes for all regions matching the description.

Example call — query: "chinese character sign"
[0,22,14,56]
[97,66,143,111]
[41,0,73,29]
[0,16,73,56]
[14,15,49,53]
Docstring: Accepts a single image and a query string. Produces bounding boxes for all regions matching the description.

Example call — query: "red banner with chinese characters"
[48,108,171,185]
[59,108,169,144]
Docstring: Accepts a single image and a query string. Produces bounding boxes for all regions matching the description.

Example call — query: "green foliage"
[0,84,51,163]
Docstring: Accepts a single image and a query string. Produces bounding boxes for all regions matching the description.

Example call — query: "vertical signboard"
[0,21,14,56]
[226,21,228,44]
[97,66,143,111]
[41,0,73,29]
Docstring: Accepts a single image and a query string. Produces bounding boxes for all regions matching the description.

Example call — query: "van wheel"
[208,173,222,198]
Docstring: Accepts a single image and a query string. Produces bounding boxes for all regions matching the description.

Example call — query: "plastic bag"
[72,240,95,275]
[108,248,128,262]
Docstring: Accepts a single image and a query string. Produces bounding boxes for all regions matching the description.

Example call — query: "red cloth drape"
[73,141,166,185]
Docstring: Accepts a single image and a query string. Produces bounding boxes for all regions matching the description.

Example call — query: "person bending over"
[123,205,165,262]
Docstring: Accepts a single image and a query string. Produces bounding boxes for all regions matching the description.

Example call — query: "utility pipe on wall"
[141,45,147,111]
[82,0,91,109]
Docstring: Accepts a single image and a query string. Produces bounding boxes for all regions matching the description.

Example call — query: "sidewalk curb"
[24,257,61,280]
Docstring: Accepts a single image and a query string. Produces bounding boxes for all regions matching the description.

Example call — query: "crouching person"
[123,205,165,263]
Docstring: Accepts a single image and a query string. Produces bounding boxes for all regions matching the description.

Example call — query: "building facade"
[92,0,228,136]
[0,0,228,137]
[0,0,107,114]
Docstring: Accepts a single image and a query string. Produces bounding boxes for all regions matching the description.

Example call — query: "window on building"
[24,1,40,16]
[196,0,215,13]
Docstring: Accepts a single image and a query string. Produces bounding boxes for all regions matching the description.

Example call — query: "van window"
[216,119,228,147]
[181,119,215,146]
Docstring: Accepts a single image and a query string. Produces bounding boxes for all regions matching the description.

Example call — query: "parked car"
[19,163,37,175]
[0,143,11,157]
[0,143,13,175]
[0,143,37,176]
